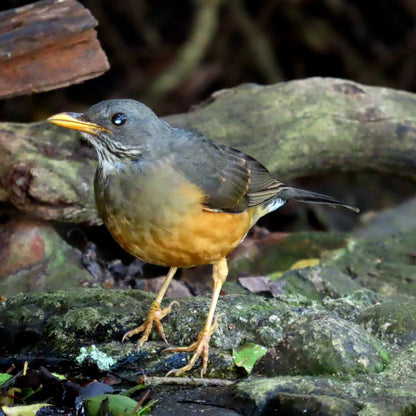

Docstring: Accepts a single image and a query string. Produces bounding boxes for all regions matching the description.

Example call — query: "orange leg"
[122,267,178,347]
[164,257,228,377]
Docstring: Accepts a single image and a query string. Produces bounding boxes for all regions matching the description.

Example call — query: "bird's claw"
[163,317,219,377]
[122,300,179,347]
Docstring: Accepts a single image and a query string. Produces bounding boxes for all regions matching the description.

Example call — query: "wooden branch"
[166,78,416,181]
[1,78,416,223]
[0,0,109,99]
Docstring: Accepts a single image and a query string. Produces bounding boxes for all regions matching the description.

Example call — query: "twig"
[147,0,224,100]
[138,375,237,387]
[228,0,283,83]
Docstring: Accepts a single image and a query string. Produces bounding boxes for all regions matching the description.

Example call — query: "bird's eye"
[111,112,127,126]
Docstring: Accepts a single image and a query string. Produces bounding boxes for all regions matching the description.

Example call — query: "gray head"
[48,99,171,162]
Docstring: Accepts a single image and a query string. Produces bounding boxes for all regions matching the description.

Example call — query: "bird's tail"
[278,187,359,212]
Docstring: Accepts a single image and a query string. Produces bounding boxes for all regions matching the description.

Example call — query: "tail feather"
[278,187,359,213]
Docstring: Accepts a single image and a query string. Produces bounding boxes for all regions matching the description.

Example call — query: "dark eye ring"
[111,112,127,126]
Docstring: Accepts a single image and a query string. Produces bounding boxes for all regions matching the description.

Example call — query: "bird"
[48,99,358,377]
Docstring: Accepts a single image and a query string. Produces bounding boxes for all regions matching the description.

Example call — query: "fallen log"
[1,78,416,223]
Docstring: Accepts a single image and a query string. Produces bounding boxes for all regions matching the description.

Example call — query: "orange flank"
[106,205,255,268]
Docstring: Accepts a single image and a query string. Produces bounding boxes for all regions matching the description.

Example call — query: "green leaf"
[85,393,156,416]
[232,342,268,374]
[120,384,146,397]
[136,399,157,416]
[51,373,66,380]
[0,374,13,385]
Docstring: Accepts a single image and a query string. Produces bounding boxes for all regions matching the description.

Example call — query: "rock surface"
[2,224,416,414]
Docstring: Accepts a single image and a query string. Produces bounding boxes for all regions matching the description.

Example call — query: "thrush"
[48,99,358,376]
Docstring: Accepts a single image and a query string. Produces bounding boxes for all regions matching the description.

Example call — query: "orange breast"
[105,206,256,268]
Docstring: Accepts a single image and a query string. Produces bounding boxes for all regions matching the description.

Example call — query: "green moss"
[359,301,416,346]
[377,347,390,366]
[228,231,349,278]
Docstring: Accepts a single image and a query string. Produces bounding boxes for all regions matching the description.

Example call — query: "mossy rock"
[273,266,362,301]
[323,289,385,322]
[359,301,416,346]
[323,231,416,298]
[255,310,388,376]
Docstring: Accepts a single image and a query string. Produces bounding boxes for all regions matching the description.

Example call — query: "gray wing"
[171,129,283,213]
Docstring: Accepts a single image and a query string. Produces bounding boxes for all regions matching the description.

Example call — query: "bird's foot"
[122,300,179,348]
[163,318,218,377]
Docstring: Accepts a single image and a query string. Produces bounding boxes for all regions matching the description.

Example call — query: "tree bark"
[0,0,109,99]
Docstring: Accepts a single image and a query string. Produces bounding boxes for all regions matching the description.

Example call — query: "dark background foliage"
[1,0,416,121]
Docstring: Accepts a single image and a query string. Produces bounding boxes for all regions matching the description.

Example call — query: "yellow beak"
[47,112,111,136]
